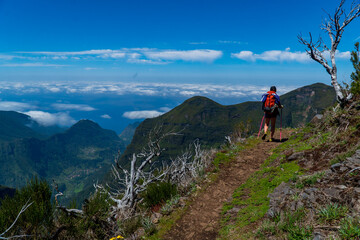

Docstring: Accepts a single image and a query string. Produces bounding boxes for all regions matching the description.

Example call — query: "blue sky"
[0,0,359,85]
[0,0,359,132]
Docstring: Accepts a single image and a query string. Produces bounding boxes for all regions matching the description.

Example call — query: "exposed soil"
[163,133,285,240]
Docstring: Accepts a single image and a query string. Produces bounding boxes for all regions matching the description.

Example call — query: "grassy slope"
[219,100,360,239]
[119,83,335,168]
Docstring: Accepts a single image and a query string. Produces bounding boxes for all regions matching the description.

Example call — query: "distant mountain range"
[118,83,335,166]
[119,121,141,146]
[0,83,336,206]
[0,113,125,204]
[0,111,65,142]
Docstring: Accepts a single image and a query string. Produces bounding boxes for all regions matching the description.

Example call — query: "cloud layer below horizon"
[0,81,302,126]
[0,81,298,99]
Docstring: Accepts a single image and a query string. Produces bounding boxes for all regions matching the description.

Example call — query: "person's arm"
[261,93,268,102]
[275,94,283,107]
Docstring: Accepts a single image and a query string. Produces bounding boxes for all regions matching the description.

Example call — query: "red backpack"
[262,92,276,113]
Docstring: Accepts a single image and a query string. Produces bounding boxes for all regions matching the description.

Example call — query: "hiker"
[261,86,283,142]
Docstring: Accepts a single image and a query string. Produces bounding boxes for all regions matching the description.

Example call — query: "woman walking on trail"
[261,86,283,142]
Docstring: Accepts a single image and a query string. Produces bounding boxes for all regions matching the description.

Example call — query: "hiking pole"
[257,114,265,139]
[280,108,283,141]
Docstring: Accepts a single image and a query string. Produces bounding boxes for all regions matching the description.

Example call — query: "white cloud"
[52,103,96,111]
[144,49,223,62]
[17,48,223,63]
[232,48,310,62]
[231,51,256,61]
[0,63,66,67]
[20,49,117,55]
[122,110,166,119]
[189,42,208,45]
[355,36,360,41]
[232,48,352,62]
[335,50,351,59]
[0,81,299,99]
[46,87,61,93]
[24,111,76,127]
[101,114,112,119]
[0,101,36,111]
[218,40,246,45]
[126,58,168,65]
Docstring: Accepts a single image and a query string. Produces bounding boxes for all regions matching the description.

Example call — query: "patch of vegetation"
[330,147,359,166]
[295,172,324,189]
[256,208,313,240]
[350,42,360,96]
[318,203,348,223]
[160,195,180,215]
[57,191,112,239]
[0,176,53,238]
[142,216,157,235]
[145,204,189,240]
[339,217,360,239]
[118,216,142,237]
[213,137,260,170]
[142,182,178,208]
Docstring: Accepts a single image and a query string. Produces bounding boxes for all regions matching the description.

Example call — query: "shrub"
[0,176,53,238]
[142,182,177,208]
[118,216,142,237]
[350,42,360,96]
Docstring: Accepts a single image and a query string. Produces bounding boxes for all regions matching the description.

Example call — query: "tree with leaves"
[350,42,360,95]
[298,0,360,103]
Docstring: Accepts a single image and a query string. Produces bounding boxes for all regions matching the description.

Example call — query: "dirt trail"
[164,135,284,240]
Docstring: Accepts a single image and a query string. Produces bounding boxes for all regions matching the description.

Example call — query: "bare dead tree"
[95,125,181,216]
[0,199,33,240]
[298,0,360,102]
[52,180,83,217]
[168,140,212,188]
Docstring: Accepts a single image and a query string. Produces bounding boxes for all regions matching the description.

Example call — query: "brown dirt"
[163,133,285,240]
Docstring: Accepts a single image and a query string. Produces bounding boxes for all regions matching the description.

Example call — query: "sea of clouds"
[0,81,299,132]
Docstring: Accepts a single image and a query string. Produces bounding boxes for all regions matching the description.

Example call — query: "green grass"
[256,208,313,240]
[144,204,189,240]
[213,137,261,170]
[219,160,301,239]
[339,217,360,239]
[318,203,348,223]
[295,172,324,189]
[218,131,312,239]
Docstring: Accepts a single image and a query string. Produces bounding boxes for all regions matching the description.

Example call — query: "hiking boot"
[269,138,275,142]
[261,134,267,140]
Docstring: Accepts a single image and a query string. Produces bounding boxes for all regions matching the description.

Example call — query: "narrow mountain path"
[163,134,285,240]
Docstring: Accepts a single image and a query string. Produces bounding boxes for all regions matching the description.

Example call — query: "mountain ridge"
[0,118,125,204]
[118,83,335,166]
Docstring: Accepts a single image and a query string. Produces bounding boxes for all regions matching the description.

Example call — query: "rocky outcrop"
[267,150,360,238]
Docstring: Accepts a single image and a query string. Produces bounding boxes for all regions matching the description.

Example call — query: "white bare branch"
[167,140,212,188]
[95,125,182,216]
[0,199,33,239]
